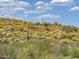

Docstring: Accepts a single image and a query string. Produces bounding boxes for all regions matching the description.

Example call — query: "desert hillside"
[0,18,79,59]
[0,18,79,43]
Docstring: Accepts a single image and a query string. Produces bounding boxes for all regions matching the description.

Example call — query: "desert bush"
[0,39,53,59]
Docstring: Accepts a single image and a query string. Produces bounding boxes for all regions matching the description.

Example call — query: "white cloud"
[38,14,61,19]
[24,10,44,15]
[35,1,45,6]
[50,0,74,6]
[69,6,79,11]
[0,0,31,18]
[35,1,52,11]
[0,0,14,2]
[0,0,30,10]
[30,14,61,22]
[0,0,52,20]
[51,0,73,3]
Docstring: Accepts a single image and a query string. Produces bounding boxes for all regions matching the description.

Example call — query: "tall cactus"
[27,22,30,40]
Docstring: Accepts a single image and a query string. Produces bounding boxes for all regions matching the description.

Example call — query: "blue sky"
[0,0,79,27]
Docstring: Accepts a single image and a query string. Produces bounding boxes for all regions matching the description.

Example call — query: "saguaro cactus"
[27,22,30,40]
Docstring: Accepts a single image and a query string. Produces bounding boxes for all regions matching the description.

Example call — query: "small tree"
[43,22,50,26]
